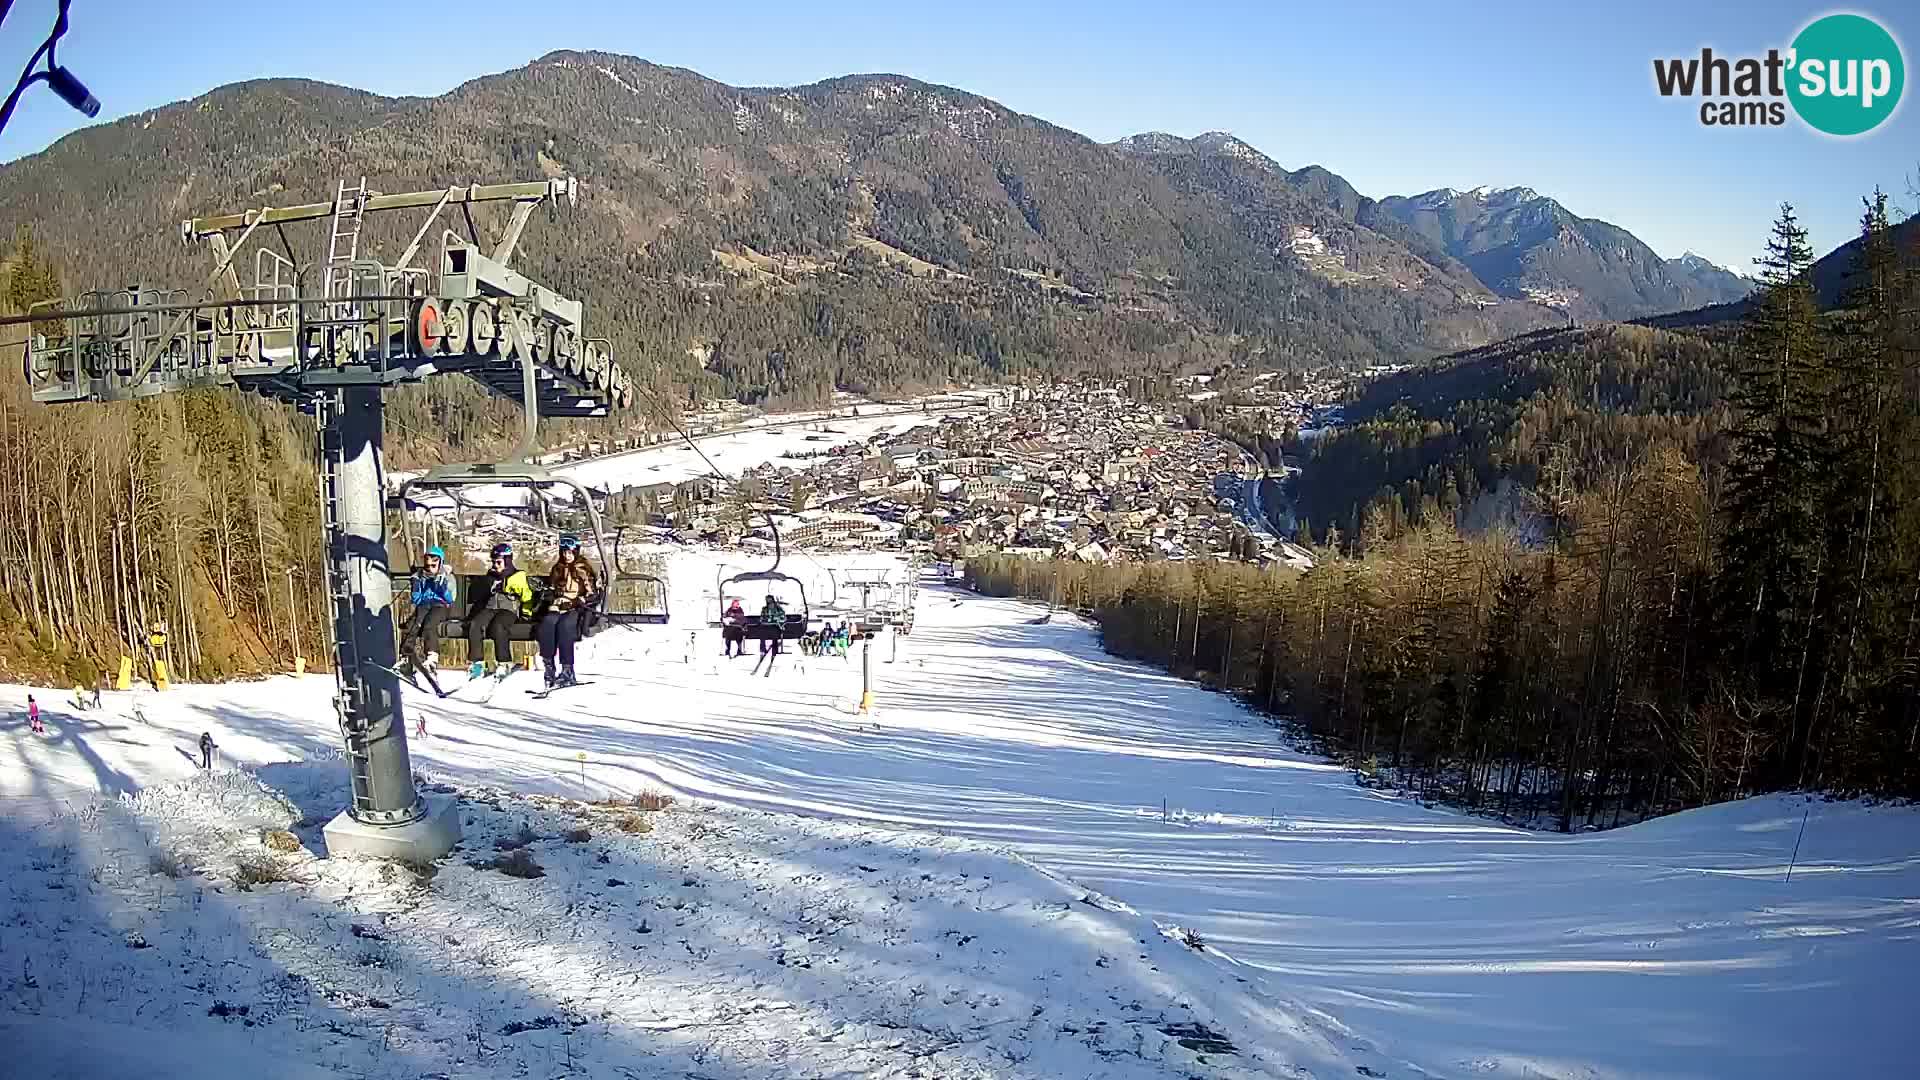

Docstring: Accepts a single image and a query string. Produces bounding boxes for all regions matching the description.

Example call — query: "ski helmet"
[490,542,513,559]
[559,534,580,551]
[426,545,445,560]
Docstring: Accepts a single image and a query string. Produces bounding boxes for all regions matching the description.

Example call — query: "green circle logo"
[1788,13,1904,136]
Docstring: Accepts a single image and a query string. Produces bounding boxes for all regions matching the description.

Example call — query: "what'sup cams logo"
[1654,12,1904,135]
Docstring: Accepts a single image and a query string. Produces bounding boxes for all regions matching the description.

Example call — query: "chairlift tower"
[10,175,633,862]
[830,567,917,634]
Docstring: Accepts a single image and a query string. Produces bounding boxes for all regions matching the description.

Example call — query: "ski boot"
[469,661,487,678]
[542,659,558,689]
[424,651,439,670]
[557,666,578,688]
[492,662,515,679]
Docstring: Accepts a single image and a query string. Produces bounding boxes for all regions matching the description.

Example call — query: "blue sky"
[0,0,1912,273]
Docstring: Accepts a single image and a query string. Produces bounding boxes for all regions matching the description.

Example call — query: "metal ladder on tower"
[324,176,369,308]
[314,391,378,818]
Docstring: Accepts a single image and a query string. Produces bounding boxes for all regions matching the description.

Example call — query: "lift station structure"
[14,175,632,860]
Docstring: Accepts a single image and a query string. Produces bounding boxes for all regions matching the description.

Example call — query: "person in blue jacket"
[401,545,456,666]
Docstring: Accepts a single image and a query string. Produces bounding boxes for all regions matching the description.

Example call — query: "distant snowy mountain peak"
[1191,131,1279,170]
[1675,251,1742,276]
[1110,131,1192,155]
[1364,181,1752,317]
[1113,130,1280,171]
[1405,185,1548,212]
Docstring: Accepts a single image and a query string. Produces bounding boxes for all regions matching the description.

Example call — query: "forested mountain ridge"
[2,51,1745,422]
[1367,186,1753,318]
[1116,133,1751,323]
[1286,323,1733,544]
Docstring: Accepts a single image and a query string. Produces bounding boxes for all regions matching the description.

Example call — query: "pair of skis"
[528,673,592,700]
[383,653,592,706]
[453,665,592,703]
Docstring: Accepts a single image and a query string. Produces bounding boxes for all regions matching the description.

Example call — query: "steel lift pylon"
[9,175,632,862]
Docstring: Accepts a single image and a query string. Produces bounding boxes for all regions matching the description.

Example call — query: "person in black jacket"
[467,543,534,677]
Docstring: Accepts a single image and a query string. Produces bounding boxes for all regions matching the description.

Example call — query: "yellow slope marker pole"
[859,634,874,713]
[148,625,171,690]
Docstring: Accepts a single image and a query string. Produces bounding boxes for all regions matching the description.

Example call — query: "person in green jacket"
[467,542,534,677]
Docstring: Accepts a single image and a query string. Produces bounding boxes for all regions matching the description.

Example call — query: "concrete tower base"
[322,795,461,863]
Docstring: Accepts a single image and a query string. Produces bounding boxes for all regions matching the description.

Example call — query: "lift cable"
[632,383,785,574]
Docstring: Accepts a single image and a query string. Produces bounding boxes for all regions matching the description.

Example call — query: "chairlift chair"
[713,566,810,640]
[391,460,667,643]
[607,526,669,625]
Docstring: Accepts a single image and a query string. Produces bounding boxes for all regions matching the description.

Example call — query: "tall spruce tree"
[1712,206,1825,738]
[1821,195,1902,738]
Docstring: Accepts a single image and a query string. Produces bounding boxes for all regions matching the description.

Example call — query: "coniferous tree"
[1711,205,1825,759]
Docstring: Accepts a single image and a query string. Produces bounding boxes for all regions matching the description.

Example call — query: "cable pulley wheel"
[410,299,443,355]
[441,301,470,355]
[532,321,554,366]
[469,303,498,358]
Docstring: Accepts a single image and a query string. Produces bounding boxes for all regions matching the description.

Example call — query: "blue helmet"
[490,543,513,559]
[559,534,580,551]
[426,545,445,560]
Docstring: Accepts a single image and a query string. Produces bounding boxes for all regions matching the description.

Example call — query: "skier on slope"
[758,593,787,658]
[535,535,598,689]
[401,545,456,670]
[27,694,43,735]
[722,598,747,657]
[467,543,534,678]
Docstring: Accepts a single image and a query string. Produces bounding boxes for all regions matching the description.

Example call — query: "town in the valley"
[560,367,1346,568]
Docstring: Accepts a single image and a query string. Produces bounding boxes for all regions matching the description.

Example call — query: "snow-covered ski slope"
[554,410,934,490]
[5,547,1916,1079]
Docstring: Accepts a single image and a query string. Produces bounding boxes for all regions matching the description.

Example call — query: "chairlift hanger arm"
[184,179,577,238]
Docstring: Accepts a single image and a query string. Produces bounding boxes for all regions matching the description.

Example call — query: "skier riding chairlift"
[722,597,748,657]
[468,543,535,678]
[536,534,598,689]
[401,545,455,672]
[758,593,787,657]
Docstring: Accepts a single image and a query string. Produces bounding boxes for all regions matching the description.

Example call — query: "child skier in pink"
[28,695,44,734]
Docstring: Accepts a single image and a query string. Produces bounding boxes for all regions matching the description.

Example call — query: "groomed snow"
[4,548,1916,1079]
[390,404,966,514]
[8,759,1324,1078]
[554,410,943,492]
